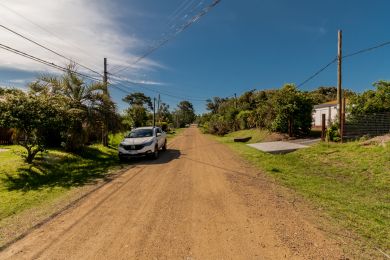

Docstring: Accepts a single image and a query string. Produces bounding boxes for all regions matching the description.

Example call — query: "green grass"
[0,144,121,221]
[108,132,126,148]
[213,130,390,250]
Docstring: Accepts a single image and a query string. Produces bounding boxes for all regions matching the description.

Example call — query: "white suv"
[118,126,167,161]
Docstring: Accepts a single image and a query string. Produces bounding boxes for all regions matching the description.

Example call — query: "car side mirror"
[157,133,162,137]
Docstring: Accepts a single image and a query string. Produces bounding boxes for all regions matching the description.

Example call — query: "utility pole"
[153,97,156,127]
[234,93,237,109]
[102,57,108,146]
[337,30,343,142]
[103,58,108,95]
[157,94,161,125]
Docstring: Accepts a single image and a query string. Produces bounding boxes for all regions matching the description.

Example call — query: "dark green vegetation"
[0,66,194,164]
[198,82,390,139]
[199,84,317,137]
[348,80,390,115]
[0,144,120,221]
[214,129,390,251]
[122,92,196,130]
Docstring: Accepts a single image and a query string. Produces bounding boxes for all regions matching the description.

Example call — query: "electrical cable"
[113,0,221,75]
[0,24,103,77]
[0,43,101,82]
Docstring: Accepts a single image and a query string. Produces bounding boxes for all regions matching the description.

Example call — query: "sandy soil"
[0,127,347,259]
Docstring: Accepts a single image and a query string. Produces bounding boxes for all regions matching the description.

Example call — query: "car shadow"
[121,148,182,166]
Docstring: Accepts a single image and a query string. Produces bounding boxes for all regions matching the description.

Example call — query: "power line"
[167,0,197,25]
[297,57,337,88]
[0,43,101,82]
[0,24,103,77]
[344,40,390,59]
[110,74,209,99]
[297,38,390,88]
[111,78,207,102]
[0,2,102,72]
[113,0,221,75]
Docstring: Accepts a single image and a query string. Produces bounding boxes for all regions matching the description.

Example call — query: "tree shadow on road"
[2,147,182,191]
[2,146,123,191]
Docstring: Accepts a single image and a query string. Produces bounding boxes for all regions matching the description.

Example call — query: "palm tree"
[30,65,118,151]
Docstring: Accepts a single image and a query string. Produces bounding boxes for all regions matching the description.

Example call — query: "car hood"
[121,137,154,145]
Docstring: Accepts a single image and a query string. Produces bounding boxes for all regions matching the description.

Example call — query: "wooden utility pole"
[157,94,161,125]
[102,57,109,146]
[153,97,156,127]
[337,30,344,142]
[321,114,326,141]
[103,58,108,89]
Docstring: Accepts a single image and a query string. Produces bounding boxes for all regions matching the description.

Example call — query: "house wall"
[312,105,338,127]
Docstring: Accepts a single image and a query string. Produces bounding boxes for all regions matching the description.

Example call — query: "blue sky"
[1,0,390,114]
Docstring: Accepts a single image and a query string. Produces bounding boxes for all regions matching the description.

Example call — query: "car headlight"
[119,143,125,148]
[143,140,154,146]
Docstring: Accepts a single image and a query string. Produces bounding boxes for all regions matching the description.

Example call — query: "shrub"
[325,123,341,142]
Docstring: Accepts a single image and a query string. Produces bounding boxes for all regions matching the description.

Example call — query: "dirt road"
[0,127,345,259]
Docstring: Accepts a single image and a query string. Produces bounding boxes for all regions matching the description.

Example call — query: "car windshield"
[127,129,153,138]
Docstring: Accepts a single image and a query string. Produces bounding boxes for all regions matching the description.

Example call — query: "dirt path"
[0,127,345,259]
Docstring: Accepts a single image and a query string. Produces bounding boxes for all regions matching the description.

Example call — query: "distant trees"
[173,101,196,127]
[309,86,355,105]
[271,85,313,136]
[199,84,314,136]
[123,92,153,128]
[348,80,390,115]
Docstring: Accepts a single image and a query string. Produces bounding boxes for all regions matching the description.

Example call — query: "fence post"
[321,114,326,141]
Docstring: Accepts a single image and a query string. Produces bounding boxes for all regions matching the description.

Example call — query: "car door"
[156,128,163,148]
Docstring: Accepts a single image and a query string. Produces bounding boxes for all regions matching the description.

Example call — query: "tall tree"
[0,90,64,163]
[174,101,196,127]
[123,92,153,127]
[31,65,117,151]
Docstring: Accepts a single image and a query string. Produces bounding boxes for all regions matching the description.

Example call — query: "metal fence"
[344,112,390,138]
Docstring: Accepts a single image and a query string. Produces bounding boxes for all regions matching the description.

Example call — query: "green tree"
[272,84,313,136]
[0,91,64,163]
[349,80,390,115]
[123,92,153,127]
[31,65,117,150]
[206,97,228,114]
[174,100,196,127]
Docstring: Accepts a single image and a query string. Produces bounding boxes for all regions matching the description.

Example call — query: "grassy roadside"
[0,128,185,222]
[212,129,390,251]
[0,145,121,223]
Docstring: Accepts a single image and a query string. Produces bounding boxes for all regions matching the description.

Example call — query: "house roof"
[314,99,350,109]
[314,100,338,109]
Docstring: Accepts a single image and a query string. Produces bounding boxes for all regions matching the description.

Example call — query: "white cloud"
[8,78,31,84]
[0,0,161,77]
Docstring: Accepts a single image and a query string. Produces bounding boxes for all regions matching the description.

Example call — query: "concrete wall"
[312,105,338,127]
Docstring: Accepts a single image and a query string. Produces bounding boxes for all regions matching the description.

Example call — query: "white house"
[312,100,339,127]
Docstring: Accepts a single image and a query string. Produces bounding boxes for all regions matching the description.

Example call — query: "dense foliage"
[0,67,194,163]
[348,80,390,115]
[199,84,314,136]
[172,101,196,128]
